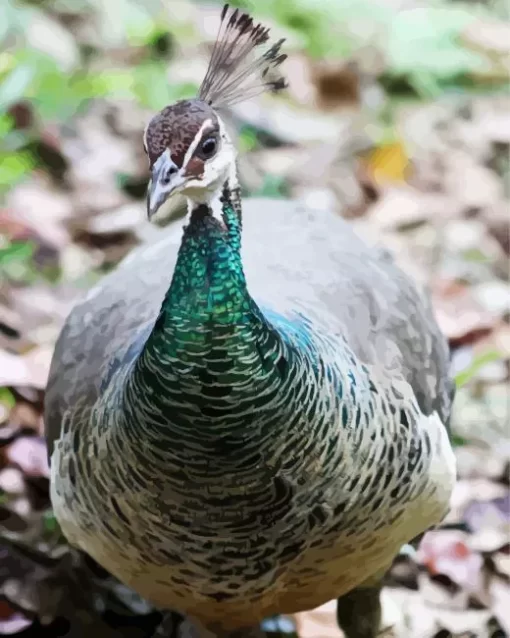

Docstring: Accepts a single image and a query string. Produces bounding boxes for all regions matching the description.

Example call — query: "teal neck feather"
[126,182,295,447]
[162,184,251,324]
[118,182,350,486]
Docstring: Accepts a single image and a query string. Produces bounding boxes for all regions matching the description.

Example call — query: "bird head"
[144,4,287,219]
[144,99,236,217]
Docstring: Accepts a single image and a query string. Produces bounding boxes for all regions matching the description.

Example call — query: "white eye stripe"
[142,125,149,154]
[182,118,215,168]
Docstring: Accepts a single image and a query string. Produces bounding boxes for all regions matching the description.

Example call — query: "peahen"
[45,6,456,638]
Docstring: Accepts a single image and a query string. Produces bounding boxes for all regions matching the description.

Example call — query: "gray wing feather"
[44,198,454,460]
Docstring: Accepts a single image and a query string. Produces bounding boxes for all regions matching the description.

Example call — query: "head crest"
[198,4,287,109]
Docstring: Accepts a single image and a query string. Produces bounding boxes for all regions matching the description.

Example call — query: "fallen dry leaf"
[360,141,412,187]
[490,576,510,634]
[6,436,50,478]
[293,600,343,638]
[443,150,504,214]
[431,282,495,346]
[5,177,72,251]
[0,467,26,496]
[0,602,32,636]
[463,496,510,535]
[0,346,52,390]
[418,530,484,595]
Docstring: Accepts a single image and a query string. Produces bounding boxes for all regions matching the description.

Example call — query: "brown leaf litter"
[1,2,509,637]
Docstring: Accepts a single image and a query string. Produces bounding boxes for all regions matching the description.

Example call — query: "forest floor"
[1,1,509,637]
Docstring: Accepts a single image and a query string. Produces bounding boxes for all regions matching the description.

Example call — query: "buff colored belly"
[53,466,450,631]
[51,401,455,631]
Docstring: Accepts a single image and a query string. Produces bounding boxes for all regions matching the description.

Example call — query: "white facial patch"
[182,116,238,226]
[182,118,214,168]
[152,147,172,173]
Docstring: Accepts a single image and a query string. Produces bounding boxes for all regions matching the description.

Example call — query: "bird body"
[47,198,455,629]
[45,7,456,636]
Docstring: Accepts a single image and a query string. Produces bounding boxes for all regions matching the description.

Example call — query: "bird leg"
[336,580,383,638]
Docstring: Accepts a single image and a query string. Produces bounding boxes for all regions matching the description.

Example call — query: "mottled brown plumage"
[144,100,217,168]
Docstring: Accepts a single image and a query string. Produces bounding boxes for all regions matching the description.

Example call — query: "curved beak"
[147,151,184,219]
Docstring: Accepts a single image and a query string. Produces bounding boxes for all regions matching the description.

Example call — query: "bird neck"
[128,175,289,437]
[164,178,248,319]
[149,172,272,346]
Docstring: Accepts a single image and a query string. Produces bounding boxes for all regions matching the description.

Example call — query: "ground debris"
[1,1,509,636]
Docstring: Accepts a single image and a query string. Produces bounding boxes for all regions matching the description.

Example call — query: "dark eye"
[198,137,217,159]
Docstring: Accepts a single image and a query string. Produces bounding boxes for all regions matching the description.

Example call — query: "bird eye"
[199,137,217,158]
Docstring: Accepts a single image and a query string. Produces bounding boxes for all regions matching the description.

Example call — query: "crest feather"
[198,4,287,108]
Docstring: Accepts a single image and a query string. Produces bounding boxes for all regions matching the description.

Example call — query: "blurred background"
[0,0,509,637]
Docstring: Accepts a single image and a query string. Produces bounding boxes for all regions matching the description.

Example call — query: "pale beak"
[147,151,183,219]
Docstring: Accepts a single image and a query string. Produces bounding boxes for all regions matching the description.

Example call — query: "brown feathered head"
[145,4,287,218]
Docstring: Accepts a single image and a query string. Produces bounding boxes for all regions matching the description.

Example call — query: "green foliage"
[0,148,34,190]
[42,508,66,544]
[230,0,391,58]
[454,350,503,389]
[230,0,502,97]
[0,236,62,284]
[252,174,289,199]
[386,7,491,98]
[89,64,197,111]
[238,126,260,153]
[451,433,468,447]
[42,509,59,534]
[0,0,199,195]
[462,248,492,264]
[0,239,37,283]
[0,387,16,412]
[0,42,197,120]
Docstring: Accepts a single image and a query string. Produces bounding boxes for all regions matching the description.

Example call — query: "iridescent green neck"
[135,182,274,380]
[124,182,293,447]
[163,184,251,323]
